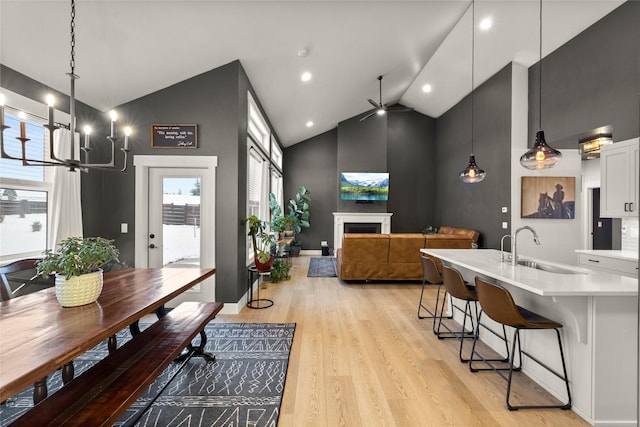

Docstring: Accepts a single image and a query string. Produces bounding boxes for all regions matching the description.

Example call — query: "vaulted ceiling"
[0,0,624,147]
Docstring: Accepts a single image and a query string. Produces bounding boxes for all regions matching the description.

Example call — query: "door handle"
[149,244,157,249]
[624,202,629,212]
[629,202,634,212]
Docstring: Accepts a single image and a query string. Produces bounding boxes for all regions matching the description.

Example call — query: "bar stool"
[417,255,450,335]
[437,266,509,364]
[471,277,572,411]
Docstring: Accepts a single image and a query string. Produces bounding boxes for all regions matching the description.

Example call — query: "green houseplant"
[37,236,120,307]
[244,215,276,271]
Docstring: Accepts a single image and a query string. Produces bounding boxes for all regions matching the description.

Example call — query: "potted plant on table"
[36,236,120,307]
[245,215,276,272]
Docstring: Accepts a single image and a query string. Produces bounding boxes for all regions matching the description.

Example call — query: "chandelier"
[0,0,131,172]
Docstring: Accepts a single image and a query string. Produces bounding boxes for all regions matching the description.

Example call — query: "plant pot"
[289,245,301,257]
[283,230,295,238]
[55,270,103,307]
[255,256,274,272]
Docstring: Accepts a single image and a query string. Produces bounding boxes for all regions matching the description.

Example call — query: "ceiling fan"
[360,75,413,121]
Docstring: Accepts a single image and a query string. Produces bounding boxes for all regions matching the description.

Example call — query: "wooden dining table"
[0,267,216,403]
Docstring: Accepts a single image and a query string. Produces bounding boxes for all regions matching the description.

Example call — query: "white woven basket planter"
[55,270,104,307]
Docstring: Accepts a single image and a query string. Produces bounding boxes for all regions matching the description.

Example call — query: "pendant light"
[460,0,486,184]
[520,0,561,169]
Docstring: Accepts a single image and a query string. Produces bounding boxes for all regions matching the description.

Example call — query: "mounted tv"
[340,172,389,201]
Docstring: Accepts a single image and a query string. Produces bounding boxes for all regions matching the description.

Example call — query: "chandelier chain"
[70,0,76,74]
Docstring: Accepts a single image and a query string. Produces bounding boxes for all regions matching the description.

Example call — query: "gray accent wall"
[283,129,338,251]
[528,1,640,146]
[336,112,388,213]
[434,64,512,249]
[387,111,436,232]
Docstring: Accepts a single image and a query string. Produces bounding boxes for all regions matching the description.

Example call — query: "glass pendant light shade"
[519,130,562,169]
[459,154,486,183]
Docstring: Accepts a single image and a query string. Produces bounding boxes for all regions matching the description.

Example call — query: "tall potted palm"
[36,236,120,307]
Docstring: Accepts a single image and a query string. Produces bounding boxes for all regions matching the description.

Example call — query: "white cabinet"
[577,252,638,278]
[600,138,639,217]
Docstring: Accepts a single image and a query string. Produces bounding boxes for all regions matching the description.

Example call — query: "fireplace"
[333,212,393,251]
[344,223,381,234]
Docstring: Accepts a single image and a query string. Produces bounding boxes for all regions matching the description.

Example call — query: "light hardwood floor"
[215,256,588,427]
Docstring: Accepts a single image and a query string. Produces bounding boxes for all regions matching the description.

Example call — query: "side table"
[247,265,274,309]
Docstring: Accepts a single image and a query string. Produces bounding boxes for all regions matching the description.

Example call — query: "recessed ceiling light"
[306,121,314,127]
[422,84,432,93]
[301,72,312,82]
[479,17,492,31]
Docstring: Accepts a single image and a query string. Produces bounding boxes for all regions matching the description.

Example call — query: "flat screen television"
[340,172,389,201]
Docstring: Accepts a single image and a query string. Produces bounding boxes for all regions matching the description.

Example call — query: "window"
[271,136,283,170]
[0,88,72,262]
[248,94,270,153]
[0,107,51,261]
[247,147,269,265]
[246,93,286,265]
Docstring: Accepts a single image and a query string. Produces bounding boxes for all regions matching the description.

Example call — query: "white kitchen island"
[421,248,638,427]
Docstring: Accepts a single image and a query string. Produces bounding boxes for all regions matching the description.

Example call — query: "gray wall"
[528,1,640,146]
[434,64,513,249]
[283,129,338,251]
[285,108,438,250]
[387,111,436,232]
[336,112,388,213]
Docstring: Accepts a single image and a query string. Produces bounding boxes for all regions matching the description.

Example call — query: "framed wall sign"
[521,176,576,219]
[151,124,197,148]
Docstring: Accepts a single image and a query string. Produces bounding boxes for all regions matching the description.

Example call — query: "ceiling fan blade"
[360,111,377,121]
[367,98,380,109]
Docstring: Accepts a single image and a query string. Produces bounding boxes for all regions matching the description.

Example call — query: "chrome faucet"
[512,226,541,266]
[500,234,512,262]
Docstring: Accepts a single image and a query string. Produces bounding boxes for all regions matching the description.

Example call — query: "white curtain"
[48,128,83,248]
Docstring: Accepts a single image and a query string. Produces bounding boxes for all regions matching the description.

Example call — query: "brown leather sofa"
[336,227,479,281]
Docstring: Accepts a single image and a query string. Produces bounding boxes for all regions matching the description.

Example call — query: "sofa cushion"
[341,233,389,263]
[436,226,479,242]
[388,234,426,263]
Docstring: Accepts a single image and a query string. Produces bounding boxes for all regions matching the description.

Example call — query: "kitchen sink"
[517,260,585,275]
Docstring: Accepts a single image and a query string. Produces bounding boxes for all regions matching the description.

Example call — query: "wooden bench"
[11,301,224,426]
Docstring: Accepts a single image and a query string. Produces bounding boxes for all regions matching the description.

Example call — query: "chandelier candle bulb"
[83,125,92,150]
[123,126,132,150]
[19,121,26,139]
[109,110,117,138]
[46,94,55,127]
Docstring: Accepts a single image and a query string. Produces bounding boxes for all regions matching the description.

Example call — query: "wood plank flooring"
[215,256,588,427]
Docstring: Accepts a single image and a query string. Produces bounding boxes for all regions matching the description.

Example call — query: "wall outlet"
[501,206,508,213]
[121,223,128,233]
[502,222,508,229]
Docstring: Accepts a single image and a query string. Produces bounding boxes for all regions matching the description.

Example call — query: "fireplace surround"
[333,212,392,251]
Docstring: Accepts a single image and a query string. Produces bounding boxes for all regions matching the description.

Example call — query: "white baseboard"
[301,249,322,256]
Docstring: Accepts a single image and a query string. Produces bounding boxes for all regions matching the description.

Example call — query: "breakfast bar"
[421,248,638,426]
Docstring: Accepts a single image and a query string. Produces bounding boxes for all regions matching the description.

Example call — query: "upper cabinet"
[600,138,639,218]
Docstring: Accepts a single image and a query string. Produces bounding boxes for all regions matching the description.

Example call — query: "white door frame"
[134,156,217,294]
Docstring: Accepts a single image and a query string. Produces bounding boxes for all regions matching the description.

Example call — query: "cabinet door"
[601,144,630,217]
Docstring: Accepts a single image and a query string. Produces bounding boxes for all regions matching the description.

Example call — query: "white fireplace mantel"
[333,212,392,251]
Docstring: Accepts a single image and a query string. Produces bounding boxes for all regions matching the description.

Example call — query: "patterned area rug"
[307,257,337,277]
[0,323,295,427]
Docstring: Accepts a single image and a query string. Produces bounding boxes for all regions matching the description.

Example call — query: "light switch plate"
[501,206,508,213]
[502,222,508,229]
[121,223,128,233]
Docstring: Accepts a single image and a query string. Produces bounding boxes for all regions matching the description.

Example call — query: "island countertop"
[421,249,638,297]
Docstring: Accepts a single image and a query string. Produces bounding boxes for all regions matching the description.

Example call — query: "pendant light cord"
[539,0,542,131]
[471,0,475,154]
